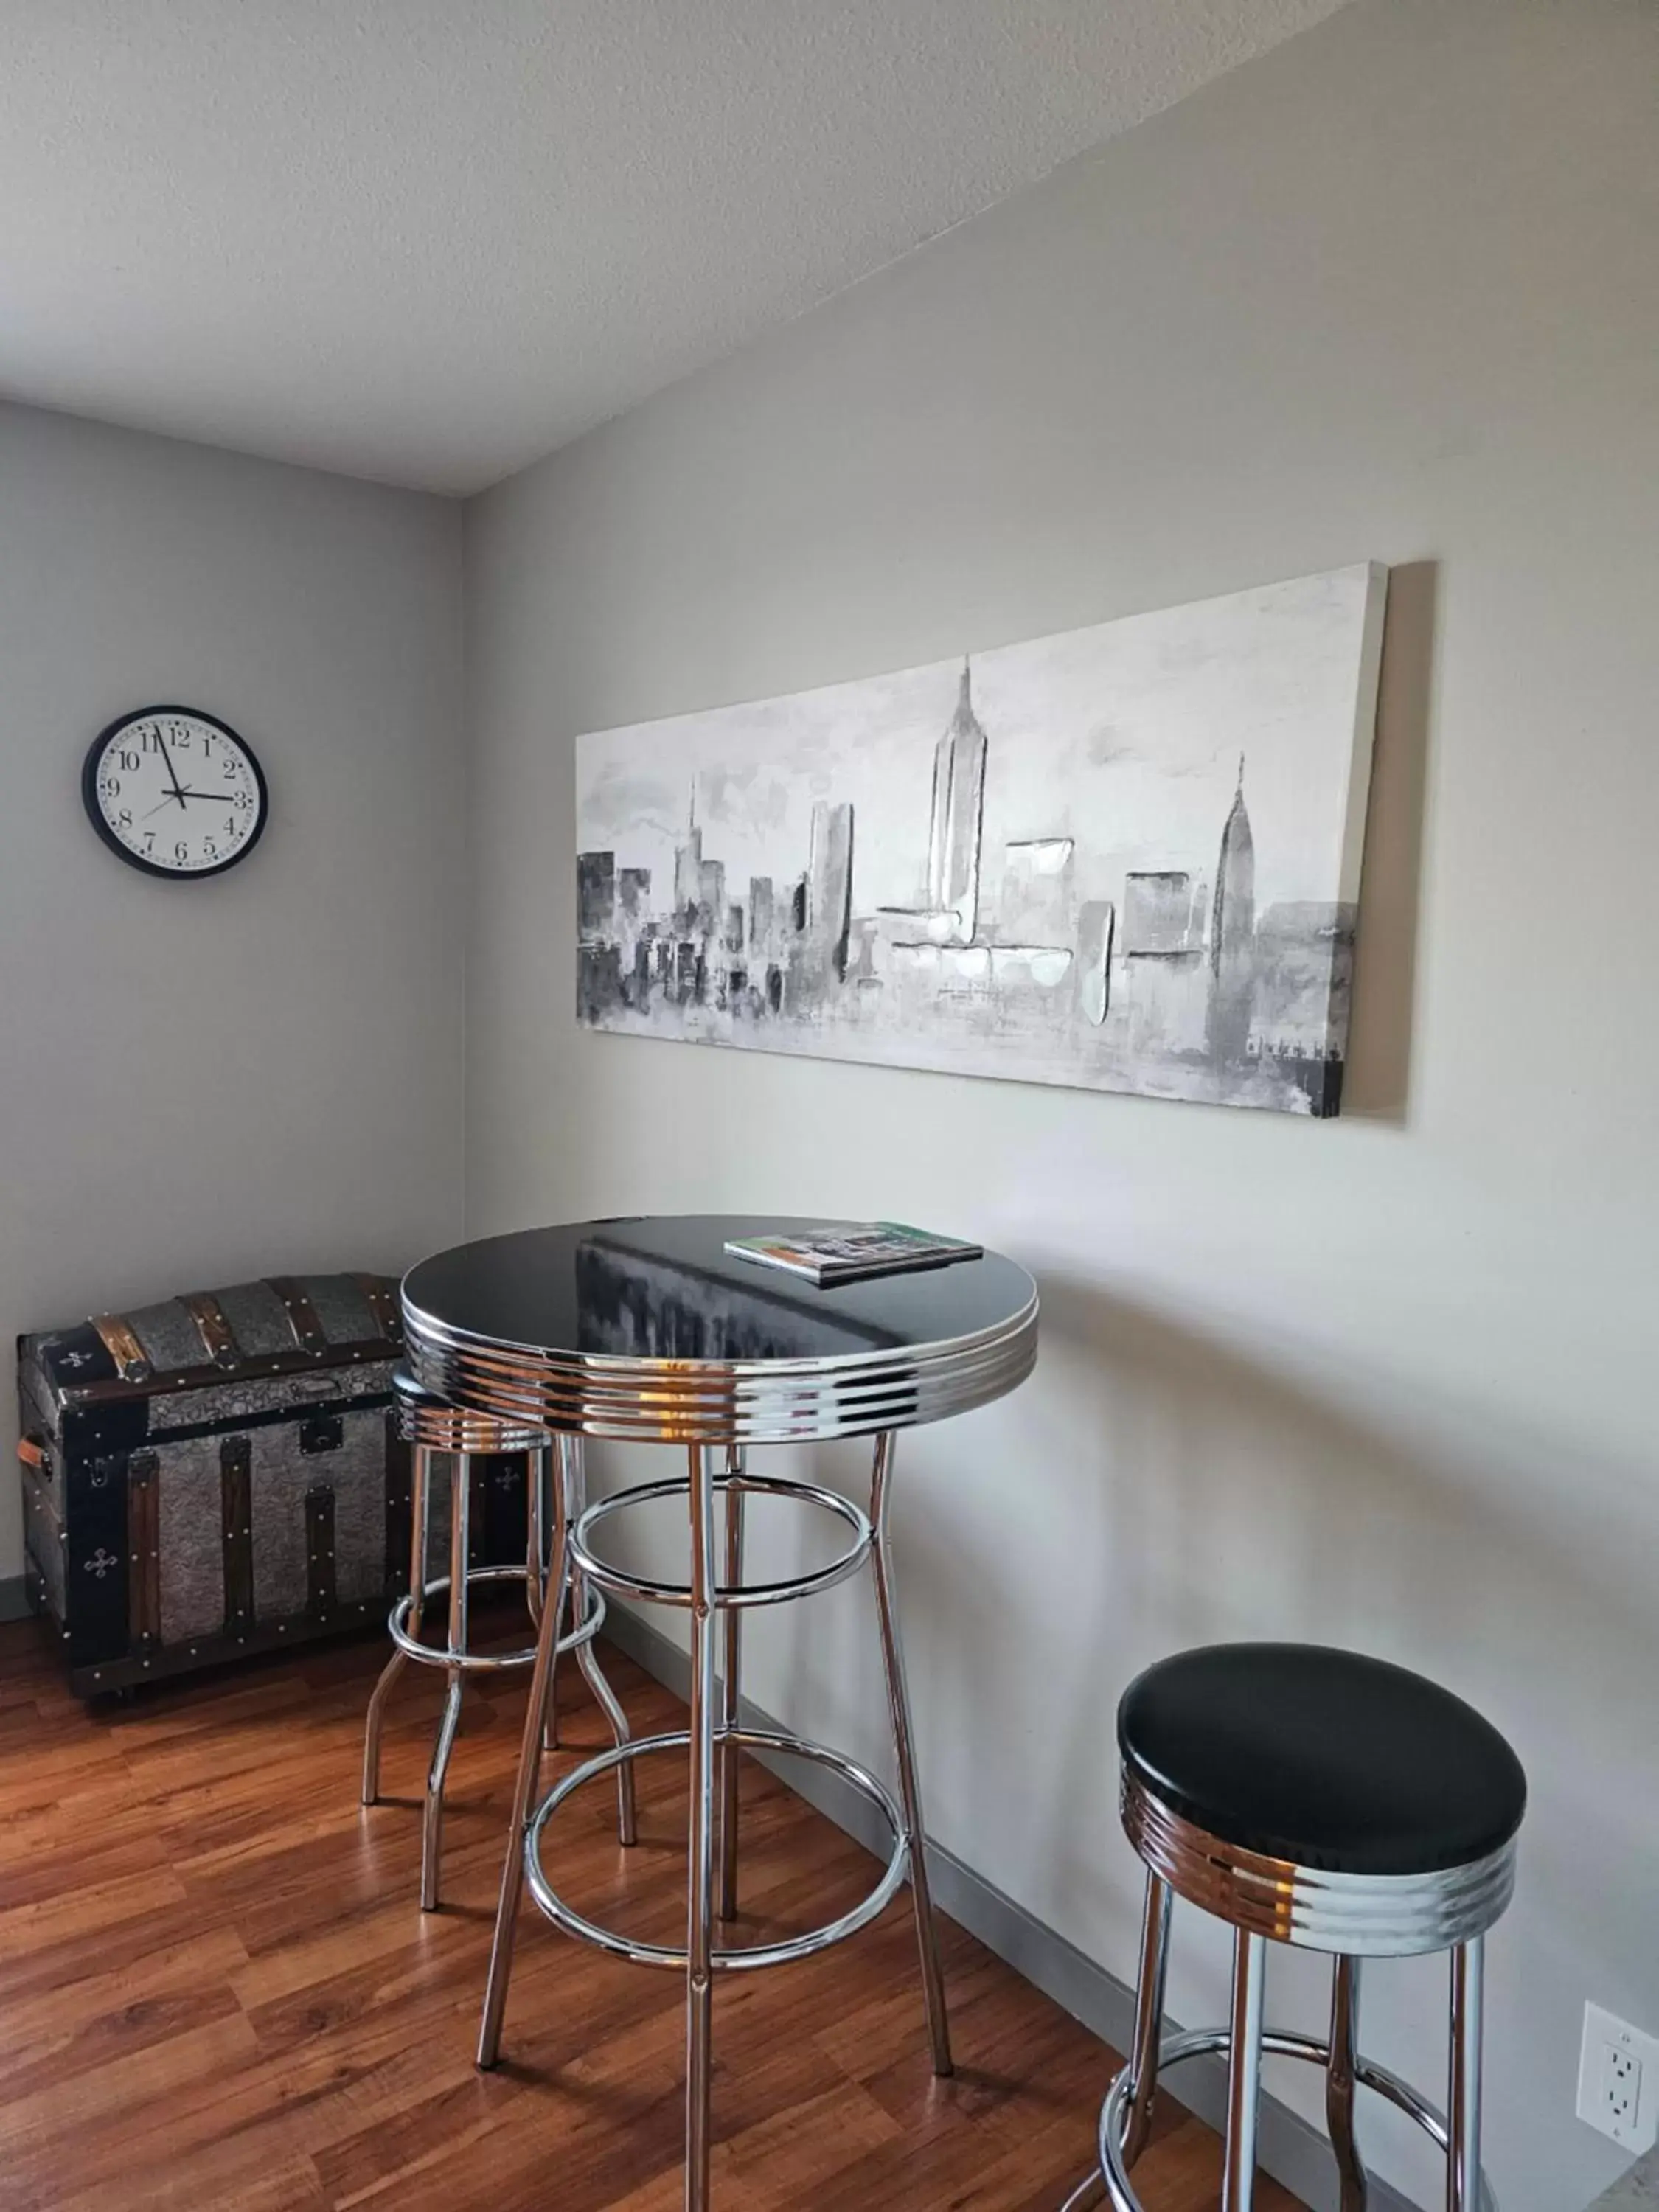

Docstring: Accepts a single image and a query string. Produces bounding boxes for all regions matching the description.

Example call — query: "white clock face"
[85,709,267,877]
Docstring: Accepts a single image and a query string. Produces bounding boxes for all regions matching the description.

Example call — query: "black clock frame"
[82,704,269,881]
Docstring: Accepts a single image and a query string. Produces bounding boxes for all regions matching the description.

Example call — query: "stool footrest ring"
[388,1569,605,1674]
[1083,2027,1497,2212]
[524,1725,910,1971]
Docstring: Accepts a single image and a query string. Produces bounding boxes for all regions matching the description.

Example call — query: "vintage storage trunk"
[16,1273,529,1697]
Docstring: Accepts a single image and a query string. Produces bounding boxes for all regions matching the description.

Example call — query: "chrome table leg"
[1447,1938,1484,2212]
[362,1439,430,1804]
[1223,1929,1267,2212]
[477,1449,568,2070]
[685,1442,720,2212]
[544,1587,566,1753]
[563,1436,639,1846]
[575,1615,639,1846]
[526,1442,545,1632]
[1122,1873,1172,2166]
[1327,1955,1368,2211]
[718,1447,745,1922]
[870,1430,952,2076]
[529,1441,570,1752]
[422,1451,470,1911]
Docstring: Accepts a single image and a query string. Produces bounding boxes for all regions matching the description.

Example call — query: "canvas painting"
[574,563,1388,1116]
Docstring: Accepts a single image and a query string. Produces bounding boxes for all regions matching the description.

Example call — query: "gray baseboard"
[602,1602,1419,2212]
[0,1573,32,1624]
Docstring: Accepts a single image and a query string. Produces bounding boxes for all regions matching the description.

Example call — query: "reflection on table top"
[403,1215,1038,1369]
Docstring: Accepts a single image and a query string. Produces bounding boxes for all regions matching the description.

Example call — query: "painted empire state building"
[926,659,989,943]
[1208,755,1256,1062]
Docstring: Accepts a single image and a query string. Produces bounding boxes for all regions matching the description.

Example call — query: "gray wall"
[462,5,1659,2206]
[0,403,465,1583]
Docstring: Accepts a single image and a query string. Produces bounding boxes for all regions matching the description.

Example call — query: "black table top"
[402,1215,1037,1370]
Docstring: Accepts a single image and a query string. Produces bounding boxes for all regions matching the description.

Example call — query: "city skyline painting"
[575,563,1388,1116]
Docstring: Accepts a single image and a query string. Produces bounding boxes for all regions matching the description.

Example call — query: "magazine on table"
[723,1222,982,1287]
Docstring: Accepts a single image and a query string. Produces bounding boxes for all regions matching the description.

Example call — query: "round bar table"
[401,1215,1038,2212]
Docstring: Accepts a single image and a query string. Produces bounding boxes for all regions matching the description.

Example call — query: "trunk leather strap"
[91,1313,151,1383]
[182,1292,240,1371]
[266,1277,327,1358]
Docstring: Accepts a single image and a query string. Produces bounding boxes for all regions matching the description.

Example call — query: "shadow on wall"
[1345,557,1436,1124]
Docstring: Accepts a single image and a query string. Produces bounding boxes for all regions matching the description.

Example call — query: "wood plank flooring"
[0,1617,1304,2211]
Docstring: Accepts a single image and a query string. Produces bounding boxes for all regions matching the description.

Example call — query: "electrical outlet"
[1578,2003,1659,2152]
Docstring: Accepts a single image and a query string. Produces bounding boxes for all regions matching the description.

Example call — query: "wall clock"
[83,706,268,879]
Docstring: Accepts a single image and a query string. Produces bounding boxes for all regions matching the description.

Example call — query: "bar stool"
[1064,1643,1526,2212]
[361,1369,637,1908]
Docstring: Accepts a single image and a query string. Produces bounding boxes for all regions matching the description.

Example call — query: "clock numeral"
[225,818,237,836]
[203,839,218,860]
[116,809,133,830]
[100,776,120,799]
[139,728,160,753]
[117,750,139,772]
[143,833,156,852]
[234,790,253,810]
[174,841,189,863]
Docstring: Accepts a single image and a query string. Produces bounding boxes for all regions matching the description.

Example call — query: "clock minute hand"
[154,728,188,804]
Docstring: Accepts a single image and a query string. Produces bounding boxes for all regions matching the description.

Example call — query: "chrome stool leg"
[422,1452,470,1911]
[362,1439,431,1805]
[686,1442,720,2212]
[563,1436,639,1847]
[1448,1938,1484,2212]
[1124,1874,1172,2165]
[871,1430,952,2076]
[1328,1956,1368,2211]
[1064,1878,1174,2211]
[1223,1930,1267,2212]
[477,1455,568,2070]
[1060,2160,1110,2208]
[718,1445,745,1922]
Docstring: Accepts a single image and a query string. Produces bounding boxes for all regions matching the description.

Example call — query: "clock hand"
[144,794,187,818]
[153,728,189,804]
[174,788,240,801]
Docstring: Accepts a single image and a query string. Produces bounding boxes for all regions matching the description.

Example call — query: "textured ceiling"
[0,1,1350,494]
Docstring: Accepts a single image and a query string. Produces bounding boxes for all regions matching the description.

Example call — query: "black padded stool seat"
[1119,1642,1527,1877]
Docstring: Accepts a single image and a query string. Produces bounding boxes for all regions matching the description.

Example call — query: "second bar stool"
[1065,1642,1526,2212]
[361,1369,636,1907]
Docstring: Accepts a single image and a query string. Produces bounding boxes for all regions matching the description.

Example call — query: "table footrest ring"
[388,1568,605,1673]
[1091,2028,1498,2212]
[524,1725,910,1969]
[570,1473,874,1611]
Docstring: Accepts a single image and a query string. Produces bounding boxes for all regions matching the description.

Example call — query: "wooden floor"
[0,1617,1304,2211]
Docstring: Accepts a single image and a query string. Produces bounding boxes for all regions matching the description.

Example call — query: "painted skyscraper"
[806,799,854,984]
[674,787,703,919]
[1208,757,1256,1061]
[926,660,989,942]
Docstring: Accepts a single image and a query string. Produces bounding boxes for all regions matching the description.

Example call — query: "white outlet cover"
[1579,2002,1659,2154]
